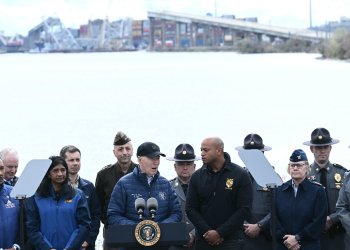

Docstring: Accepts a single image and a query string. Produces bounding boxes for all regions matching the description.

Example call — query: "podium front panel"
[106,222,188,248]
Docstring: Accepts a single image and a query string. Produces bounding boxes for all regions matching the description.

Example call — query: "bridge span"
[147,11,327,50]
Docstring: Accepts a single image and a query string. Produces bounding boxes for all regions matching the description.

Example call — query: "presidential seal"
[135,220,161,246]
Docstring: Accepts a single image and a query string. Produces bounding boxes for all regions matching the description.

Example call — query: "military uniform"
[243,175,272,250]
[309,161,348,250]
[336,172,350,250]
[95,162,137,226]
[169,177,195,250]
[235,133,273,250]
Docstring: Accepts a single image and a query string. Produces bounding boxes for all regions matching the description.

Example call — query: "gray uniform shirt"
[336,172,350,249]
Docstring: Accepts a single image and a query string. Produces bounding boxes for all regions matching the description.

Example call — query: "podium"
[106,222,189,249]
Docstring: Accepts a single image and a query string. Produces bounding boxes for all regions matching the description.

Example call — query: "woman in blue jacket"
[25,156,90,250]
[275,149,327,250]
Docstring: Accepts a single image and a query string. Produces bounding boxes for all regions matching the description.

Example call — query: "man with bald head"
[0,148,19,186]
[186,137,253,250]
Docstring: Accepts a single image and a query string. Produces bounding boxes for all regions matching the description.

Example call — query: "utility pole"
[309,0,312,28]
[214,0,217,17]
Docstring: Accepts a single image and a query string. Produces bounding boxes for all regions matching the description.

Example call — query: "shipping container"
[180,38,190,48]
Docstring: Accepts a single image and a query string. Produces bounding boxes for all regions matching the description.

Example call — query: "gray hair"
[0,148,18,161]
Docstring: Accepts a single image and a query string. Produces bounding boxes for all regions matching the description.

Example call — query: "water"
[1,51,350,248]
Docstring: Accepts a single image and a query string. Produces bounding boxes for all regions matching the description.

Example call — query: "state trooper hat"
[235,133,272,151]
[303,127,339,146]
[167,143,201,162]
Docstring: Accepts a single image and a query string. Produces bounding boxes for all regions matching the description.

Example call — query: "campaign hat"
[235,133,271,151]
[167,143,201,162]
[303,127,339,146]
[137,142,166,158]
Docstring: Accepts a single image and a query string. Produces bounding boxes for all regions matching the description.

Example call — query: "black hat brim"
[235,146,272,151]
[166,156,201,161]
[303,139,339,146]
[144,152,166,158]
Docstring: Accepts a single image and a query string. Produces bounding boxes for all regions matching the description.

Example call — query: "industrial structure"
[147,11,327,50]
[3,11,349,53]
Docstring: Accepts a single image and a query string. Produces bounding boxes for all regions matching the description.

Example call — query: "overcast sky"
[0,0,349,36]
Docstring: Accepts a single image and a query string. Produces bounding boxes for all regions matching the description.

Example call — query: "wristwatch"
[257,222,262,229]
[295,234,301,244]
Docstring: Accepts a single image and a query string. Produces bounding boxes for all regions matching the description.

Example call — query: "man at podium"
[107,142,182,249]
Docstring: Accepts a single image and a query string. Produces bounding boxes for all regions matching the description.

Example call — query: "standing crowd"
[1,127,350,250]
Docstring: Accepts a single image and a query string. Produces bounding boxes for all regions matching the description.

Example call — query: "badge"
[334,173,342,182]
[308,175,316,181]
[135,220,161,246]
[336,184,341,189]
[225,178,234,190]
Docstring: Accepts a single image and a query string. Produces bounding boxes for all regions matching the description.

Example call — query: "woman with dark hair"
[25,156,90,250]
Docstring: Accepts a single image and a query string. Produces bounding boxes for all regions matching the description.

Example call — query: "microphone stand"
[16,194,26,247]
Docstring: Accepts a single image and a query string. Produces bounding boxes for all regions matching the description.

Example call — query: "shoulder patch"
[311,181,323,186]
[98,164,113,173]
[333,163,348,171]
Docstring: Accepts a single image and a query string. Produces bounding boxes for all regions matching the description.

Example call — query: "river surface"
[1,51,350,248]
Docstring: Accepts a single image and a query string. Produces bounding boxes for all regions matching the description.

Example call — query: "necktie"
[182,184,188,196]
[320,168,327,189]
[320,168,329,213]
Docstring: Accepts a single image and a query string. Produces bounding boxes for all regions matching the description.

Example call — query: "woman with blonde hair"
[275,149,327,250]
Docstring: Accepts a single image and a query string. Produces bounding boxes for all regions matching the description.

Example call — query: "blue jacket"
[25,187,91,250]
[0,184,20,248]
[107,166,182,225]
[78,177,100,248]
[275,178,327,250]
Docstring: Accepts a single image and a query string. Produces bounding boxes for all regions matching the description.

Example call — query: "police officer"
[336,169,350,250]
[235,134,273,250]
[303,127,348,250]
[167,143,201,250]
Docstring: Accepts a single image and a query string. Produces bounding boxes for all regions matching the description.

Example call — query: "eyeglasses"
[289,163,305,169]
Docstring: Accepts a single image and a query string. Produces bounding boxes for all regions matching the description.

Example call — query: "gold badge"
[135,220,161,246]
[226,178,234,189]
[334,173,342,182]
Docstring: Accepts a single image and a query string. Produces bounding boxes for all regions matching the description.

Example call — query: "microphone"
[147,197,158,220]
[135,198,146,220]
